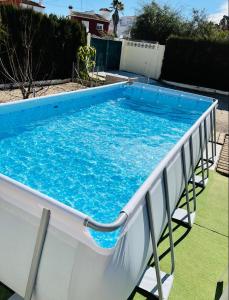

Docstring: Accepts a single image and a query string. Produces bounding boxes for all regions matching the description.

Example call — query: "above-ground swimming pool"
[0,82,217,300]
[0,83,211,248]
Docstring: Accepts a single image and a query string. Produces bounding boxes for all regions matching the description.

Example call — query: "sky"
[44,0,228,23]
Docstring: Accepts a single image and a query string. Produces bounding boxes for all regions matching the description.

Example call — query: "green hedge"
[161,37,229,91]
[0,5,86,83]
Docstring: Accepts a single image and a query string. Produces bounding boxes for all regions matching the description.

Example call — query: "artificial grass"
[0,172,228,300]
[194,172,228,237]
[132,171,228,300]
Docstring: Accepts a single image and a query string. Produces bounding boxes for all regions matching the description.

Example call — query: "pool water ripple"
[0,94,209,247]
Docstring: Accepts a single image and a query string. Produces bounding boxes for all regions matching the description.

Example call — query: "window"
[96,23,104,30]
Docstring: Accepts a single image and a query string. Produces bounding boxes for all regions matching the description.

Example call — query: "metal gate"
[91,37,122,72]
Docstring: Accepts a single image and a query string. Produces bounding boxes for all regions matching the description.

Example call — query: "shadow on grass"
[128,223,190,300]
[128,288,158,300]
[178,185,205,210]
[0,283,13,300]
[158,224,190,262]
[214,281,224,300]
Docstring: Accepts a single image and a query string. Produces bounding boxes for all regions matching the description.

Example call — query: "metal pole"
[199,123,205,184]
[213,108,217,156]
[189,135,197,211]
[181,146,192,227]
[210,111,214,163]
[24,208,51,300]
[204,119,209,178]
[145,191,163,300]
[163,169,175,274]
[84,211,127,232]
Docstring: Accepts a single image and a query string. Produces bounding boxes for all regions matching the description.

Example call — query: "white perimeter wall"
[120,40,165,80]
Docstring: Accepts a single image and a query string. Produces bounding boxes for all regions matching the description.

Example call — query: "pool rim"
[0,82,218,241]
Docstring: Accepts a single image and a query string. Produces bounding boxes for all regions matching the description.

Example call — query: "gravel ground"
[0,82,85,103]
[0,81,228,133]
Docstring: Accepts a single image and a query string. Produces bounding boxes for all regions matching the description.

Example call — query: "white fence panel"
[120,40,165,80]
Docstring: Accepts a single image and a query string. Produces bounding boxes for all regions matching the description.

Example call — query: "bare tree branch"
[0,11,52,99]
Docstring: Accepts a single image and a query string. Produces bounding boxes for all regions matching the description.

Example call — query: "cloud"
[208,1,228,23]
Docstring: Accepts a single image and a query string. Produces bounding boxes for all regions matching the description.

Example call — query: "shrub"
[0,5,86,83]
[161,36,229,91]
[77,46,96,80]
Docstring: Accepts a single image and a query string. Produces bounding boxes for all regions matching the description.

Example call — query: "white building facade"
[99,8,135,38]
[20,0,45,13]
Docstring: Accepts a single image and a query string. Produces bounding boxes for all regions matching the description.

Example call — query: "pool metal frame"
[0,83,217,300]
[22,102,217,300]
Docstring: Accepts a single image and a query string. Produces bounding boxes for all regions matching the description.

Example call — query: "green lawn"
[132,171,228,300]
[0,171,228,300]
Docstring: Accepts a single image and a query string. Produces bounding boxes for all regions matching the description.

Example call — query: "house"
[70,10,110,37]
[99,8,136,38]
[0,0,45,13]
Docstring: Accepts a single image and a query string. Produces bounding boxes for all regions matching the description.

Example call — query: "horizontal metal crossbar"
[84,211,128,232]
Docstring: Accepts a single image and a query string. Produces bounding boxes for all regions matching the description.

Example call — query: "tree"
[110,0,124,37]
[131,1,184,44]
[183,9,227,40]
[130,2,228,44]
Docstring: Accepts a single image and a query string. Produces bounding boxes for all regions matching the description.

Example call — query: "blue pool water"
[0,83,212,248]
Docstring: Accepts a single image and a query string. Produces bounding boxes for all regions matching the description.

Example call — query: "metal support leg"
[173,145,195,227]
[213,107,217,156]
[138,187,174,299]
[199,124,205,182]
[163,169,175,274]
[204,119,209,178]
[194,123,208,188]
[210,111,215,163]
[189,135,197,212]
[24,208,51,300]
[146,192,163,299]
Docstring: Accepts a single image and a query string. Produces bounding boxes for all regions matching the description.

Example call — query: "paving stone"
[216,134,229,177]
